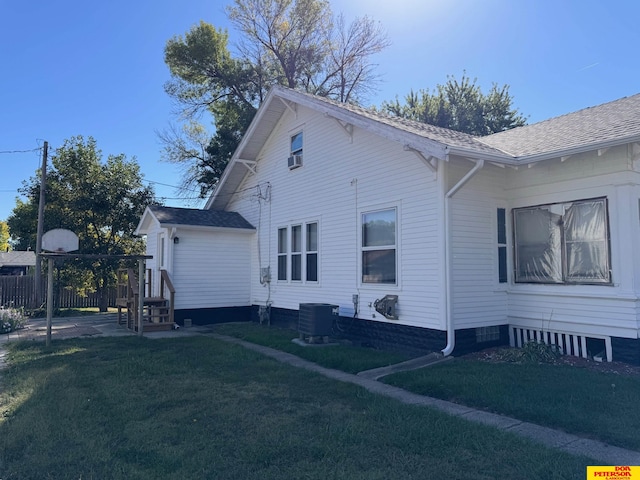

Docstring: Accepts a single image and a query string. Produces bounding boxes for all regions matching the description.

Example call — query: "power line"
[144,179,199,191]
[0,147,42,154]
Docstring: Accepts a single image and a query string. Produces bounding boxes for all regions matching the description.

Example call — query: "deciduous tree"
[7,136,157,310]
[162,0,389,196]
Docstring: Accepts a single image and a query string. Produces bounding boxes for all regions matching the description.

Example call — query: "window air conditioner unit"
[288,154,303,169]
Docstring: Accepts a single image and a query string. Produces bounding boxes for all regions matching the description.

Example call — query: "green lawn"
[212,322,415,373]
[383,358,640,451]
[0,337,592,479]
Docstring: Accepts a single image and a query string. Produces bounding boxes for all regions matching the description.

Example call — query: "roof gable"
[207,86,510,209]
[207,86,640,209]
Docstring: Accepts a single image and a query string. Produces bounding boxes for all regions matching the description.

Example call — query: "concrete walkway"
[1,316,639,465]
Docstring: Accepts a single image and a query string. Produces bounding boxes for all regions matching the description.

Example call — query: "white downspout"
[441,158,485,356]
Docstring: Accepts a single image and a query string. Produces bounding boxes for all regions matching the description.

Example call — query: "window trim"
[513,197,611,285]
[276,220,319,284]
[361,207,398,286]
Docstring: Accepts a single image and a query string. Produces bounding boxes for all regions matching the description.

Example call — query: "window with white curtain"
[513,198,610,284]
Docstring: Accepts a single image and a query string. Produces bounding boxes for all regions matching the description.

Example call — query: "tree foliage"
[162,0,389,196]
[0,221,9,252]
[7,136,157,310]
[381,73,527,136]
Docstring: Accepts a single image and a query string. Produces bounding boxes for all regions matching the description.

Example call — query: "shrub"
[498,341,560,364]
[0,306,26,334]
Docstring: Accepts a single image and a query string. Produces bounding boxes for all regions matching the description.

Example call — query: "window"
[291,132,303,156]
[159,235,166,268]
[497,208,507,283]
[306,223,318,281]
[291,225,302,281]
[362,208,396,284]
[513,198,610,284]
[277,222,318,283]
[277,228,287,281]
[476,326,500,343]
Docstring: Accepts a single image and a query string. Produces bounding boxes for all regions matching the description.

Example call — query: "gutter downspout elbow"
[441,159,484,356]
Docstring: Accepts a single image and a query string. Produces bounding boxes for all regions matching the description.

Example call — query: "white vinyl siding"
[448,161,509,329]
[172,229,252,309]
[226,103,443,329]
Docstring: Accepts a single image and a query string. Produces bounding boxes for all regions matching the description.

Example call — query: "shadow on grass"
[0,336,593,479]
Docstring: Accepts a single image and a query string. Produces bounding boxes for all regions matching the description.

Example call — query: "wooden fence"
[0,275,117,309]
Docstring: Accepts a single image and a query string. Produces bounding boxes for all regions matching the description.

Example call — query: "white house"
[137,86,640,364]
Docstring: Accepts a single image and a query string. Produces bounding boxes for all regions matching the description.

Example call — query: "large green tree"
[7,136,157,310]
[381,73,527,136]
[162,0,389,196]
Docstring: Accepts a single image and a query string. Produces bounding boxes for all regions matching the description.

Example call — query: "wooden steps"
[115,269,176,333]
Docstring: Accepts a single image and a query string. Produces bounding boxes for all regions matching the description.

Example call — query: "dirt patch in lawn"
[462,346,640,378]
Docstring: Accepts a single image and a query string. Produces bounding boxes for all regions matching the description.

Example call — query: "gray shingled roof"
[480,93,640,158]
[297,90,508,157]
[149,205,254,230]
[0,251,36,267]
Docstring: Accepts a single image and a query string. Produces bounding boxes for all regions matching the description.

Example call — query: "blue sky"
[1,0,638,223]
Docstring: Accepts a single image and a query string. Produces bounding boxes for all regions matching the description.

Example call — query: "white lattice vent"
[509,326,612,362]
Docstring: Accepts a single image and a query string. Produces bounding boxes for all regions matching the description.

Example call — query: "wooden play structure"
[116,268,175,332]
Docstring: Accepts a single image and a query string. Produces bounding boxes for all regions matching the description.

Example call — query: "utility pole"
[34,141,48,308]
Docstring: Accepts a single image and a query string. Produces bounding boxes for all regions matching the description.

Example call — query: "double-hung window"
[306,223,318,281]
[362,208,397,284]
[291,132,303,157]
[513,197,610,284]
[277,228,288,281]
[277,221,318,282]
[291,225,302,281]
[497,208,507,283]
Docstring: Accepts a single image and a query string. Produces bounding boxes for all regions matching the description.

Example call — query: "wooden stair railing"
[116,268,175,331]
[160,269,175,325]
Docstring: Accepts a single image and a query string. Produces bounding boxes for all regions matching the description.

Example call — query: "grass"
[212,322,414,373]
[0,336,592,479]
[383,358,640,451]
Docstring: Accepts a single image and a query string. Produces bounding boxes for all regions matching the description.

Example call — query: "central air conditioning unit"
[288,154,303,170]
[298,303,338,342]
